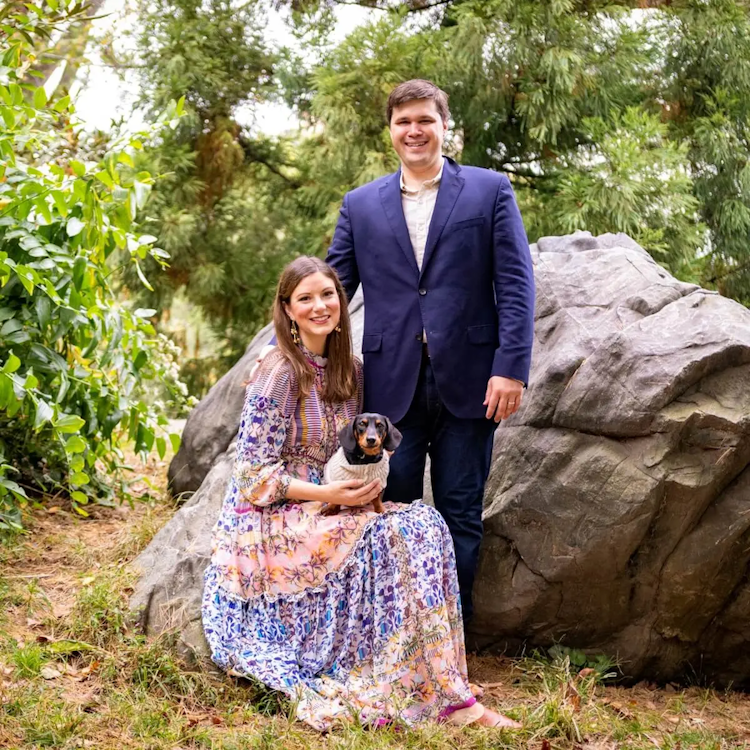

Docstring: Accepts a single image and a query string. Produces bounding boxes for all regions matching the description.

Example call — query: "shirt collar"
[400,156,445,194]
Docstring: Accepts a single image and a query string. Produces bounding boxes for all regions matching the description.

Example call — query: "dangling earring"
[291,320,300,345]
[334,324,341,333]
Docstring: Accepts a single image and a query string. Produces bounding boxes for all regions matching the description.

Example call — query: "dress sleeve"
[232,354,297,509]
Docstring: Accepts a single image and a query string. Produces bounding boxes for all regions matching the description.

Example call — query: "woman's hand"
[320,479,381,507]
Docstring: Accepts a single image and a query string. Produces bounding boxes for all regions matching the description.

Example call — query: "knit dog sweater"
[323,447,391,489]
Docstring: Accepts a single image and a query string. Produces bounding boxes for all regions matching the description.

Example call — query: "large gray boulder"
[132,232,750,686]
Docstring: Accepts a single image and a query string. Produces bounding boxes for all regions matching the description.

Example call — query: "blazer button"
[419,288,427,296]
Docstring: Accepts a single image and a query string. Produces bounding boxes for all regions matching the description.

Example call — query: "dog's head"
[338,413,402,458]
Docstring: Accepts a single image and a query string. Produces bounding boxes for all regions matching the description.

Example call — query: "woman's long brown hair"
[273,256,356,403]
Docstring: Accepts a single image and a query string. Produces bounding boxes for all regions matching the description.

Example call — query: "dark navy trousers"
[382,349,496,622]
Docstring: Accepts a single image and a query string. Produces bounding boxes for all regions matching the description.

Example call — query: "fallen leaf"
[80,576,96,586]
[52,602,73,620]
[478,681,504,689]
[565,680,582,712]
[26,618,41,629]
[47,506,61,514]
[541,740,551,750]
[210,716,223,725]
[666,716,680,725]
[40,665,61,680]
[45,639,97,655]
[601,697,634,719]
[578,668,597,679]
[78,660,100,678]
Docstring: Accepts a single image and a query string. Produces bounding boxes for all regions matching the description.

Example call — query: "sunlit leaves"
[0,2,188,530]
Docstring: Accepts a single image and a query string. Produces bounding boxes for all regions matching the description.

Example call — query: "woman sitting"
[202,256,520,731]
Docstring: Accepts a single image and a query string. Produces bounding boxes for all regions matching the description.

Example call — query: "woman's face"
[285,271,341,349]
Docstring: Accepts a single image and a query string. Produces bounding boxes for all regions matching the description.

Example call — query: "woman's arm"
[286,477,382,506]
[232,357,296,509]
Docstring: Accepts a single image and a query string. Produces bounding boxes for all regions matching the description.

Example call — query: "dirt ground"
[1,456,749,749]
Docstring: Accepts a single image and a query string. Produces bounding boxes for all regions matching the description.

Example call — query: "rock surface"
[132,233,750,686]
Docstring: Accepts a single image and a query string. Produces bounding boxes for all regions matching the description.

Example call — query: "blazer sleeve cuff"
[492,349,531,388]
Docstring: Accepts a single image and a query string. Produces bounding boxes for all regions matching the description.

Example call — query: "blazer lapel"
[379,171,419,276]
[420,158,464,280]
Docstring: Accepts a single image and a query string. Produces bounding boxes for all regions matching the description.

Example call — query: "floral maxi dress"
[201,348,474,730]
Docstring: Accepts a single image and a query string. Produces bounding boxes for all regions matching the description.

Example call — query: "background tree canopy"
[0,2,187,528]
[123,0,750,390]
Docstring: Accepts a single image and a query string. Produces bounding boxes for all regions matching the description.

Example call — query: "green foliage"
[65,569,131,647]
[0,3,188,530]
[546,644,619,680]
[536,107,705,279]
[662,1,750,304]
[278,0,750,303]
[122,0,309,372]
[299,3,707,279]
[118,0,750,393]
[11,642,49,678]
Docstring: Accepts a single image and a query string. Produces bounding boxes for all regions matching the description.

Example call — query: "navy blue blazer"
[327,157,535,423]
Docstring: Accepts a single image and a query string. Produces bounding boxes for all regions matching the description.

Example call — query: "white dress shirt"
[400,157,444,271]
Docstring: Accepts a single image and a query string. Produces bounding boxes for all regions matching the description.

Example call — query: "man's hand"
[484,376,524,422]
[250,344,276,379]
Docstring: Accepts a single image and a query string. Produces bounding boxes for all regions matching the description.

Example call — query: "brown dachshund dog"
[322,413,403,515]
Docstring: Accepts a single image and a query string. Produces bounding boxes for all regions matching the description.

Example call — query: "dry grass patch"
[1,457,749,749]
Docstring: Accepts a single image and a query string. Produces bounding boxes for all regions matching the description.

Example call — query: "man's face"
[389,98,447,175]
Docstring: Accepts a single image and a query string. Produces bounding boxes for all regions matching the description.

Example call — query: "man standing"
[326,79,535,623]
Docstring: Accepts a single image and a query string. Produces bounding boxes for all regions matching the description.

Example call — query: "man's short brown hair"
[386,79,450,125]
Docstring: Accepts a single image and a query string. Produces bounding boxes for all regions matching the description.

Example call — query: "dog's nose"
[366,437,377,446]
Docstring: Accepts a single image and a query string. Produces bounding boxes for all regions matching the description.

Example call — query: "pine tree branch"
[329,0,456,12]
[501,166,552,180]
[706,256,750,284]
[237,135,302,188]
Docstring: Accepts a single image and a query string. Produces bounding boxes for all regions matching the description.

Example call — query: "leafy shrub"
[0,3,187,529]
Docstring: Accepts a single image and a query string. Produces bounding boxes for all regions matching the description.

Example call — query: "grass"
[0,458,749,748]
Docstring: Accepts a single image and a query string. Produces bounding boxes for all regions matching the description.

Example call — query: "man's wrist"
[492,374,526,388]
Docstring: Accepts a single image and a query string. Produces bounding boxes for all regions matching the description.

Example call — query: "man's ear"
[338,420,358,452]
[383,418,402,451]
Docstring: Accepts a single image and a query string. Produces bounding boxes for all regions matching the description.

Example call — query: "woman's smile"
[284,271,341,353]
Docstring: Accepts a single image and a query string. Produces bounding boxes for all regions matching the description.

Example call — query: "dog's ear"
[383,418,403,451]
[338,420,358,452]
